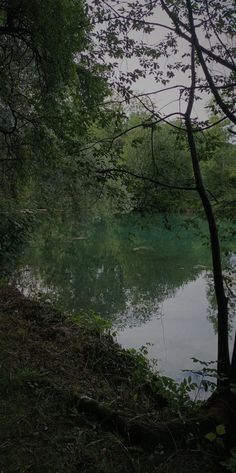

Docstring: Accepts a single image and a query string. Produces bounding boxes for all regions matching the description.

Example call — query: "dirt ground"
[0,286,226,473]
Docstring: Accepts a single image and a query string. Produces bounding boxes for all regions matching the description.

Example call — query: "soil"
[0,286,227,472]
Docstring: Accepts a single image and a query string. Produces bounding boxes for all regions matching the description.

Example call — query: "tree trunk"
[185,116,230,385]
[230,334,236,383]
[183,32,230,385]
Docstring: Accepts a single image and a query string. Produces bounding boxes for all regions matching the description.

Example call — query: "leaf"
[216,424,226,436]
[205,432,217,442]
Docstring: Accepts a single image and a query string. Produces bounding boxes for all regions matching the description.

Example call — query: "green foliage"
[126,345,197,413]
[222,448,236,472]
[71,310,111,333]
[121,113,236,215]
[126,354,219,414]
[216,424,226,436]
[0,0,108,262]
[120,118,194,212]
[187,358,217,398]
[0,0,99,95]
[157,375,197,411]
[1,0,235,263]
[205,424,226,451]
[0,201,36,268]
[86,0,236,223]
[205,431,217,442]
[88,108,236,216]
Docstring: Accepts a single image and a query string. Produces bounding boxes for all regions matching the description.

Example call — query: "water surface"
[13,214,234,379]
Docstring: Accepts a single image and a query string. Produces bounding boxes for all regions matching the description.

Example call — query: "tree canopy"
[0,0,236,385]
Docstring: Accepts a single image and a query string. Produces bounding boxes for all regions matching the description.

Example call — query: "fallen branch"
[71,395,224,450]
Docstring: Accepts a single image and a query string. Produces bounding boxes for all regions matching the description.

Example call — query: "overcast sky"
[102,3,221,121]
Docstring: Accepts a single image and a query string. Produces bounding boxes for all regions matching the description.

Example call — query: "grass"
[0,286,225,473]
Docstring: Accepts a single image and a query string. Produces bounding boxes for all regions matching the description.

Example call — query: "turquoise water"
[13,213,235,379]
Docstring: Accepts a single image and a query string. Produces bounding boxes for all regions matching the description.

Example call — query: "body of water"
[13,213,235,380]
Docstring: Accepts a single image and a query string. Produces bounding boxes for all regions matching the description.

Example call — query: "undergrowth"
[0,286,229,473]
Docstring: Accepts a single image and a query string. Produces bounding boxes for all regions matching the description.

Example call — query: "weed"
[71,310,111,333]
[126,346,197,413]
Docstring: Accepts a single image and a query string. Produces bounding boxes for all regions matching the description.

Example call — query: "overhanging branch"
[97,167,197,192]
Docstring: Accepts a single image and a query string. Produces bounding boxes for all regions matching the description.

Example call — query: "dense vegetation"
[0,0,107,263]
[1,1,235,238]
[0,0,236,471]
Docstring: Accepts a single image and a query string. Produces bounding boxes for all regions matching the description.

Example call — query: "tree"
[0,0,107,262]
[0,0,108,175]
[89,0,236,388]
[120,114,198,212]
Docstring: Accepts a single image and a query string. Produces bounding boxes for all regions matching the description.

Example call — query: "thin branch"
[98,167,197,192]
[93,12,175,33]
[97,0,236,72]
[204,0,235,67]
[160,0,236,72]
[104,82,236,108]
[78,112,184,153]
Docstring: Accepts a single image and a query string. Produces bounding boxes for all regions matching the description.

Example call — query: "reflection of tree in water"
[14,214,211,328]
[206,254,236,335]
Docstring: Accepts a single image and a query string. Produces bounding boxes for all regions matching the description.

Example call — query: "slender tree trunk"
[184,38,230,386]
[185,117,230,384]
[230,334,236,383]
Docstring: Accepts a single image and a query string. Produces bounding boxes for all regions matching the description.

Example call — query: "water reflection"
[12,214,235,377]
[14,215,209,322]
[117,273,217,378]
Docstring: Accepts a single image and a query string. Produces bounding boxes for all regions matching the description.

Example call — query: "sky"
[97,1,229,122]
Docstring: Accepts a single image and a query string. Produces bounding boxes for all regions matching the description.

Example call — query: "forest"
[0,1,236,472]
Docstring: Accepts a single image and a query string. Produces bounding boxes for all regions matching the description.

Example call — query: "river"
[13,213,235,381]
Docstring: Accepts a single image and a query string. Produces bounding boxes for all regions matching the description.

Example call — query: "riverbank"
[0,286,229,472]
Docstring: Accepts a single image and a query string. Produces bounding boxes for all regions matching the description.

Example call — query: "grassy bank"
[0,287,228,472]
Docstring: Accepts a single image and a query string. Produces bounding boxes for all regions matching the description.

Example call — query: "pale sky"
[97,2,229,122]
